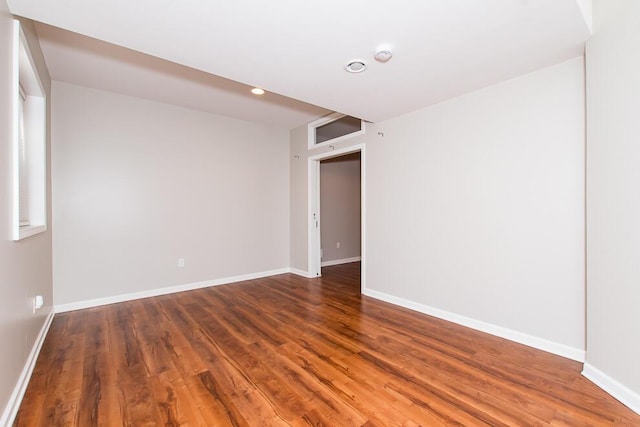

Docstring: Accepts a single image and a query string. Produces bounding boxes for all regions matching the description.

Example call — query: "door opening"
[308,144,365,291]
[320,152,361,270]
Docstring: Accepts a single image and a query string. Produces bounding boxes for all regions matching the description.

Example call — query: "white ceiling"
[32,23,330,129]
[8,0,591,127]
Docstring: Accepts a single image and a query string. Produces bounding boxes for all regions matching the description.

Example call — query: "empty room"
[1,0,640,425]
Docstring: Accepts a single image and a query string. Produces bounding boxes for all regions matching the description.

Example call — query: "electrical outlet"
[178,258,185,268]
[33,295,44,313]
[336,242,341,249]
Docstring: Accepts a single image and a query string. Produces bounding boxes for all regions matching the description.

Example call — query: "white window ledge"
[16,224,47,241]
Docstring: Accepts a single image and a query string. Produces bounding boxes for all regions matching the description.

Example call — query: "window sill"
[15,224,47,241]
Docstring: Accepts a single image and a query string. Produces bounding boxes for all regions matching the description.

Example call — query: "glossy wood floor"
[16,263,640,426]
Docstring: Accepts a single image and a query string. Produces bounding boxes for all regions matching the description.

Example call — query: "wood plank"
[15,263,640,426]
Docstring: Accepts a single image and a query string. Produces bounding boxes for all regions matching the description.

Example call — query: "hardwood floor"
[15,262,640,426]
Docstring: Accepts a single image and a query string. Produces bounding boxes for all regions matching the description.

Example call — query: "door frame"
[308,144,365,290]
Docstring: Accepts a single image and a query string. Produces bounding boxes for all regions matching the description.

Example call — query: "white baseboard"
[55,268,290,313]
[288,268,318,278]
[582,363,640,415]
[1,308,55,427]
[321,256,361,267]
[362,288,585,363]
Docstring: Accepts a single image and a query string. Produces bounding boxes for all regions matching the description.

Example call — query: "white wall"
[0,6,53,424]
[584,0,640,412]
[289,126,308,273]
[320,153,361,264]
[291,57,586,359]
[52,82,290,306]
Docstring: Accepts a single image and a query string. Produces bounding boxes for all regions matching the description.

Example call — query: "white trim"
[288,268,317,279]
[11,21,20,241]
[308,144,366,290]
[582,363,640,415]
[308,157,321,277]
[0,309,54,427]
[362,288,585,362]
[17,224,47,240]
[12,20,47,242]
[321,256,361,267]
[55,268,290,313]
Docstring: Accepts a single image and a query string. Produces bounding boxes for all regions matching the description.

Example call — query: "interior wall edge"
[582,363,640,415]
[289,268,316,279]
[0,309,54,427]
[362,287,586,363]
[54,267,291,313]
[321,257,362,267]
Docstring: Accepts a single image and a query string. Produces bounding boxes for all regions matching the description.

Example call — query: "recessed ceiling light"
[374,49,392,63]
[344,60,367,73]
[251,87,265,95]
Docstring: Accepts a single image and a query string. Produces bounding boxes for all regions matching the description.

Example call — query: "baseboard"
[0,308,55,427]
[362,288,585,363]
[55,268,290,313]
[288,268,318,279]
[582,363,640,415]
[321,256,361,267]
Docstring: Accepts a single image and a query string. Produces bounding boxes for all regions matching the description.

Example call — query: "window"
[12,20,46,240]
[308,113,365,149]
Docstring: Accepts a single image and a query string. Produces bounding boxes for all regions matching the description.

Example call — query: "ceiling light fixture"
[374,49,392,63]
[374,44,393,63]
[344,59,367,73]
[251,87,265,95]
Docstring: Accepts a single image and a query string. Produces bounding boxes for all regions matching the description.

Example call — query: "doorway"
[308,144,365,290]
[320,152,361,270]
